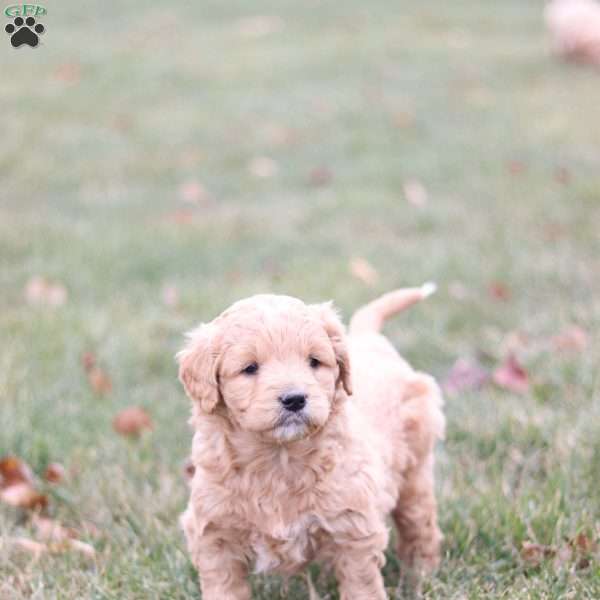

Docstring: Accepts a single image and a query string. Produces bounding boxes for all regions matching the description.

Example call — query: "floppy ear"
[176,323,221,413]
[312,302,353,395]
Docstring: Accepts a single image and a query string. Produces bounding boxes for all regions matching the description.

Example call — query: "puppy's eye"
[241,362,259,375]
[309,357,321,369]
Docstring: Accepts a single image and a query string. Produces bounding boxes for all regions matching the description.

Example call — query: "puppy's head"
[177,295,352,443]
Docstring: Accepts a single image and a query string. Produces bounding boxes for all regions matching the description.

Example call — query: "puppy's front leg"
[183,518,250,600]
[334,549,388,600]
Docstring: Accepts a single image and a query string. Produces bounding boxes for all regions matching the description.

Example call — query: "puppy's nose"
[279,391,307,412]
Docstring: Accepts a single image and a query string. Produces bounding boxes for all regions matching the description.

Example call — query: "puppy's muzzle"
[279,390,307,413]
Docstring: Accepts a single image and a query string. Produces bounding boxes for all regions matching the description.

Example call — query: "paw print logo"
[5,16,45,48]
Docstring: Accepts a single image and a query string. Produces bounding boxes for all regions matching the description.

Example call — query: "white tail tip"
[420,282,437,298]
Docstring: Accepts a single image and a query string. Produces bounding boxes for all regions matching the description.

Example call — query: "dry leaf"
[0,482,48,510]
[403,180,428,207]
[248,156,278,178]
[488,281,511,301]
[44,463,66,484]
[349,257,379,286]
[493,354,530,394]
[443,358,490,396]
[521,541,555,567]
[236,15,284,38]
[87,367,113,395]
[161,284,180,308]
[179,181,208,204]
[0,456,34,487]
[308,166,333,187]
[24,276,68,307]
[113,406,154,437]
[551,326,588,352]
[183,458,195,483]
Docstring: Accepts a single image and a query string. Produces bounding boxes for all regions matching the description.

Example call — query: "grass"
[1,0,600,597]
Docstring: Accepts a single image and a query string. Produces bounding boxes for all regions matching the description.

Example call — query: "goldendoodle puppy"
[178,286,444,600]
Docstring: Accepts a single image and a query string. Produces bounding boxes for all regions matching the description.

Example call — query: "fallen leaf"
[521,541,555,567]
[0,456,34,487]
[443,358,490,396]
[554,166,571,185]
[24,276,68,307]
[308,166,333,187]
[0,482,48,510]
[113,407,153,437]
[572,532,597,554]
[236,15,284,38]
[178,180,208,204]
[161,284,180,308]
[493,354,530,394]
[507,160,526,176]
[183,458,195,483]
[551,326,588,352]
[248,156,278,178]
[349,257,379,286]
[87,367,113,395]
[403,179,428,207]
[488,281,511,301]
[44,463,66,484]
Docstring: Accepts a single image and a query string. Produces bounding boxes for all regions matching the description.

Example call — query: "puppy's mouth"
[272,411,313,441]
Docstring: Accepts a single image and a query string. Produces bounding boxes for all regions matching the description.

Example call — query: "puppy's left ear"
[312,302,353,395]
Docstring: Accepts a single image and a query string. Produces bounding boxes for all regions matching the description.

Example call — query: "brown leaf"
[0,482,48,510]
[308,166,333,187]
[551,326,588,353]
[521,541,555,567]
[403,179,428,207]
[0,456,34,488]
[443,358,490,396]
[349,257,379,286]
[113,407,154,437]
[488,281,511,302]
[572,532,597,554]
[44,463,66,484]
[183,458,195,483]
[493,354,530,394]
[87,366,113,395]
[248,156,278,178]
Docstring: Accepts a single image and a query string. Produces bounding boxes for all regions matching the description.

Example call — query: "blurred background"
[1,1,599,598]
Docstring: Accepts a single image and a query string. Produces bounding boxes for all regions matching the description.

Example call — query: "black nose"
[279,392,307,412]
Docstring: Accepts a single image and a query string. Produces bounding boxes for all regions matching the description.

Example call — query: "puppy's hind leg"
[392,376,444,592]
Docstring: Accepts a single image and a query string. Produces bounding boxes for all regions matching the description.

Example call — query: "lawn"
[1,0,600,598]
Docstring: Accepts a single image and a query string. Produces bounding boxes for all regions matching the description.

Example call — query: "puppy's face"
[178,295,352,443]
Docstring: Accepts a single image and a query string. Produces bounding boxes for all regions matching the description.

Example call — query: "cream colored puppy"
[178,286,444,600]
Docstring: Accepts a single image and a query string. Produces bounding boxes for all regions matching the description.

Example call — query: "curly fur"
[177,288,444,600]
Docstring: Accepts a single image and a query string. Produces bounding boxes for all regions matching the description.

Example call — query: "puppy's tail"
[349,283,436,334]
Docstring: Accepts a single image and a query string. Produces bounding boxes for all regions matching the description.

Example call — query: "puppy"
[178,286,444,600]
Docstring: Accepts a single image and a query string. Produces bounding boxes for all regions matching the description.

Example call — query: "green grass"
[1,0,600,597]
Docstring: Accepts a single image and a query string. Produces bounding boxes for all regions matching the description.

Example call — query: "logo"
[4,4,45,47]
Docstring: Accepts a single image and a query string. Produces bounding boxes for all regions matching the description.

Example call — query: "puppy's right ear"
[176,324,221,414]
